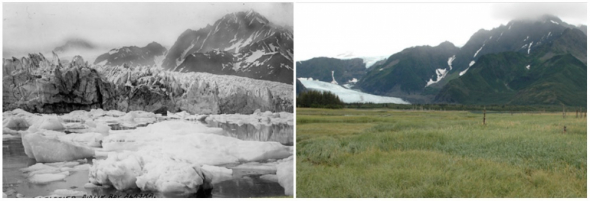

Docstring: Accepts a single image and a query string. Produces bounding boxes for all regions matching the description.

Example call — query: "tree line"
[296,90,344,109]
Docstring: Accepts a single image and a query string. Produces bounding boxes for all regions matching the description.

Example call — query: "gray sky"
[3,2,293,58]
[296,2,586,61]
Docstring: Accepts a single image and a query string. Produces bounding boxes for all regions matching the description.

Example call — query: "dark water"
[213,122,293,146]
[2,122,293,198]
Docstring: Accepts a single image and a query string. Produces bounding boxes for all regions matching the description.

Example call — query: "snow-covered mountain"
[451,15,586,78]
[162,10,293,84]
[53,38,96,53]
[355,15,586,105]
[93,42,167,68]
[298,78,408,104]
[334,51,388,68]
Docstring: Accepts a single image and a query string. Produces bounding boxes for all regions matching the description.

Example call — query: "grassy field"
[296,108,587,198]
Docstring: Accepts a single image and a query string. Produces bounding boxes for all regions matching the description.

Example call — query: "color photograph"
[295,2,586,198]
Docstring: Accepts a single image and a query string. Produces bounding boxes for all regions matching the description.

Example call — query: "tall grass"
[296,108,586,197]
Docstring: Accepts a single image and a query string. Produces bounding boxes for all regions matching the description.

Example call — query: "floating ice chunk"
[47,189,87,197]
[21,132,95,163]
[201,165,233,184]
[90,151,214,196]
[3,117,30,131]
[28,115,65,132]
[259,174,278,183]
[29,172,69,184]
[106,110,126,117]
[3,134,20,139]
[276,158,293,196]
[136,162,212,197]
[89,152,143,190]
[58,132,104,148]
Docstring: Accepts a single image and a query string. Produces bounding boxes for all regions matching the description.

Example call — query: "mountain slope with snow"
[435,27,587,106]
[162,10,293,84]
[356,41,459,103]
[93,42,167,68]
[296,57,367,87]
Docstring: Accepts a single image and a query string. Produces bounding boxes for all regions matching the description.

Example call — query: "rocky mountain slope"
[93,42,167,68]
[356,41,460,103]
[162,10,293,84]
[295,57,367,87]
[435,28,587,106]
[3,53,292,114]
[311,15,586,105]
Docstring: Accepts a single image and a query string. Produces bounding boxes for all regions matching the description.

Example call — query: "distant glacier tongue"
[298,78,410,104]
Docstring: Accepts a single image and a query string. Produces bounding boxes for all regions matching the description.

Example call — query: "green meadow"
[296,108,586,198]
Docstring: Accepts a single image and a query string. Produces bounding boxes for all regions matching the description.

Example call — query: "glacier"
[298,78,409,104]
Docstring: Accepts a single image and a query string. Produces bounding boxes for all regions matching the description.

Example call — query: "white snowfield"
[459,61,476,76]
[425,68,448,87]
[3,108,294,196]
[298,78,410,104]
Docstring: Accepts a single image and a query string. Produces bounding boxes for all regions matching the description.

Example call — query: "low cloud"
[491,3,587,25]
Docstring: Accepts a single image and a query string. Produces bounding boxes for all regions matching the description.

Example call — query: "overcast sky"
[3,2,293,58]
[296,2,587,61]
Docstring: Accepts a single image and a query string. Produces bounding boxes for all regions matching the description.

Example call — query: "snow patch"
[108,49,119,55]
[96,60,108,66]
[330,71,338,85]
[425,68,448,87]
[245,50,266,63]
[527,42,533,54]
[526,64,530,70]
[181,43,195,59]
[460,61,476,76]
[550,20,559,24]
[447,55,455,70]
[474,44,485,58]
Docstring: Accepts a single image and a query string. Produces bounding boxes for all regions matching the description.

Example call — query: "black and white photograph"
[3,2,294,198]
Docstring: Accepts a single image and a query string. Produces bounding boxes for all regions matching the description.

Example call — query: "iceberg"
[21,132,95,163]
[276,158,293,196]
